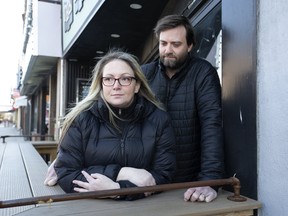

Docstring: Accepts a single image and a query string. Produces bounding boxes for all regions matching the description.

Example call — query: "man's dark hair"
[154,14,196,46]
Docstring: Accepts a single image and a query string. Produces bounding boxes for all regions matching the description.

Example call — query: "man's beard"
[160,54,187,70]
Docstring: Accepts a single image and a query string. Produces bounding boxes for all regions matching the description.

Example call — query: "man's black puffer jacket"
[55,96,176,199]
[141,55,225,183]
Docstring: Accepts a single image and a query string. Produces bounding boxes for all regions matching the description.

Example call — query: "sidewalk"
[0,126,20,136]
[0,125,24,143]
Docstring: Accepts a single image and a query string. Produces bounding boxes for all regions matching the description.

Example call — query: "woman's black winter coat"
[55,96,176,199]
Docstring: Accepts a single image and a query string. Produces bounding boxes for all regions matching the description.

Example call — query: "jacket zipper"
[120,138,125,164]
[165,78,171,108]
[120,125,130,166]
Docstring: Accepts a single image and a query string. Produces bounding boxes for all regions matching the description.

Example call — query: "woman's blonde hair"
[59,50,163,142]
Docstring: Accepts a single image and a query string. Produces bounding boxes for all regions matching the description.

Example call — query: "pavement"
[0,124,24,143]
[0,125,19,132]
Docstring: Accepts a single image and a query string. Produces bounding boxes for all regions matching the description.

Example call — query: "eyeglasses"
[102,76,136,86]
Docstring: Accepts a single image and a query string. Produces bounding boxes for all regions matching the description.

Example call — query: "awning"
[14,96,28,108]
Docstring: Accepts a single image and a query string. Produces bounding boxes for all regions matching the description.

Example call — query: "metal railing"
[0,135,55,143]
[0,177,246,208]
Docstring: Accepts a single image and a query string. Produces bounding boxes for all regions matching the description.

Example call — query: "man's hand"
[44,159,58,186]
[184,186,217,202]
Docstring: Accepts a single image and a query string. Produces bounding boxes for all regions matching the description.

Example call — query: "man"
[45,14,224,203]
[141,14,225,202]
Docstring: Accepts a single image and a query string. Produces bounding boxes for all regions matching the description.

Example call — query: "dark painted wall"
[222,0,257,199]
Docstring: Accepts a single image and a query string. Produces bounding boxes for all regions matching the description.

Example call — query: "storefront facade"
[18,1,288,215]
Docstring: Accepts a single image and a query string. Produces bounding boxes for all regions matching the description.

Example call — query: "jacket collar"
[90,95,153,123]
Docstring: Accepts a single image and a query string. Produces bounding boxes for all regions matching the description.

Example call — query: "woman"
[54,50,176,200]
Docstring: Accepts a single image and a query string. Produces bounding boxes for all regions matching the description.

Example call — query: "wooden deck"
[0,131,64,216]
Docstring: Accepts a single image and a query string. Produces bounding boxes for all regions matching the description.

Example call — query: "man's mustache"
[164,54,176,58]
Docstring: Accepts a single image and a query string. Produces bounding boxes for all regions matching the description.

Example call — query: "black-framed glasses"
[102,76,136,86]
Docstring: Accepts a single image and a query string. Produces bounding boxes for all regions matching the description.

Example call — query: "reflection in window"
[191,4,222,84]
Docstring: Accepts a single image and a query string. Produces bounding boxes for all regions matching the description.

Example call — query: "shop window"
[191,3,222,83]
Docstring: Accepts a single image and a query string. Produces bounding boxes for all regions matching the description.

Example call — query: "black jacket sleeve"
[54,121,122,193]
[195,62,225,181]
[149,111,177,185]
[114,180,145,201]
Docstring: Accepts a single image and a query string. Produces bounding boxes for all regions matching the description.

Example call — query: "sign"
[76,78,90,103]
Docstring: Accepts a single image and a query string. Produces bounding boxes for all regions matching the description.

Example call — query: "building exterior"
[18,0,61,137]
[15,0,288,215]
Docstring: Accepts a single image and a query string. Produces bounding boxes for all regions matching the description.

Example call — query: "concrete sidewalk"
[0,126,20,135]
[0,125,24,143]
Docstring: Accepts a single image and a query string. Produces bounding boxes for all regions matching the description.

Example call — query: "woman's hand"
[44,159,58,186]
[184,186,217,202]
[117,167,156,187]
[117,167,156,196]
[73,171,120,194]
